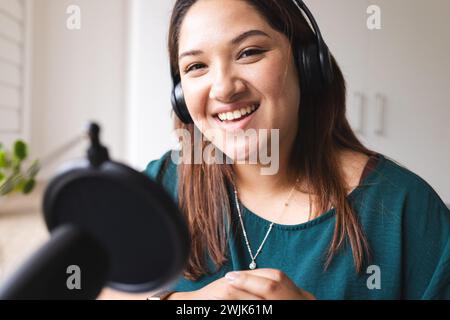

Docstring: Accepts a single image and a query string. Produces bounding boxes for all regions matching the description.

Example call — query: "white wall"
[30,0,126,178]
[125,0,176,170]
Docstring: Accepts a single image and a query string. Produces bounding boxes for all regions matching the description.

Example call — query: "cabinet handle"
[352,92,365,134]
[374,93,386,136]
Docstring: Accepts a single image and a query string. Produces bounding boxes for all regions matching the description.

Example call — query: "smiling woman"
[139,0,450,300]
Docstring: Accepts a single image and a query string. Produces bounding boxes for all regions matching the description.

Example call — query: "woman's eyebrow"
[178,29,271,60]
[230,29,271,45]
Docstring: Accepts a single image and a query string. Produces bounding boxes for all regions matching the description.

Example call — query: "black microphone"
[0,122,189,299]
[0,225,109,300]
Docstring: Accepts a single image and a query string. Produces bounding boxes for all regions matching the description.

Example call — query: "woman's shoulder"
[373,154,449,299]
[374,153,448,210]
[144,150,178,200]
[364,153,449,246]
[144,150,175,178]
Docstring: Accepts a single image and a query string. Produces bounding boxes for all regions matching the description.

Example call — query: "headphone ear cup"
[299,44,324,93]
[317,42,334,85]
[171,82,193,124]
[299,42,335,94]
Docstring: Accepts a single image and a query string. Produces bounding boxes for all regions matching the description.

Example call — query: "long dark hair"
[168,0,376,280]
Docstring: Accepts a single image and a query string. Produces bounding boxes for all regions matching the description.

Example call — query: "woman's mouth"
[215,104,260,123]
[212,103,260,131]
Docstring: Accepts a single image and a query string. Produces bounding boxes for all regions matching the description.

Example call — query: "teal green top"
[145,151,450,299]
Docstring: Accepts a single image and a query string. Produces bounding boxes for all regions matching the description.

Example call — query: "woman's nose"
[209,69,246,102]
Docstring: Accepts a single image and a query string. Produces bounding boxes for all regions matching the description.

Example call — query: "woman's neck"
[232,140,298,197]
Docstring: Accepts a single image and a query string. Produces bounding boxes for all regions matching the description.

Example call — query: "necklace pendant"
[249,261,257,270]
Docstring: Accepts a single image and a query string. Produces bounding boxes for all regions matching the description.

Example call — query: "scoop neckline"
[239,153,387,231]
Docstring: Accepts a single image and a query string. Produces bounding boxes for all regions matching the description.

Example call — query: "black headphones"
[170,0,334,124]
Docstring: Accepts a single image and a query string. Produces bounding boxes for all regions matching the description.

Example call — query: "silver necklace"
[233,176,300,270]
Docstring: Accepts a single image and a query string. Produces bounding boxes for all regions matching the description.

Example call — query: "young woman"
[140,0,449,300]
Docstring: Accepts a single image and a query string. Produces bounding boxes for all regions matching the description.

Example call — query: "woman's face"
[178,0,300,163]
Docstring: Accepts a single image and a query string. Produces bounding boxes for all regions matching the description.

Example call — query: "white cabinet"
[305,0,450,202]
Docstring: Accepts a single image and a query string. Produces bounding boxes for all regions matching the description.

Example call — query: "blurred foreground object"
[0,122,190,299]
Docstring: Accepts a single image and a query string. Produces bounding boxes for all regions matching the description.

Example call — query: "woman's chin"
[223,144,259,164]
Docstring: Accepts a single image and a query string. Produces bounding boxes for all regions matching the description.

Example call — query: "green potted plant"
[0,140,40,197]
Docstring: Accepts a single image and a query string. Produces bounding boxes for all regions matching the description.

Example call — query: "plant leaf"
[22,179,36,194]
[14,140,27,161]
[14,177,26,192]
[0,150,7,168]
[12,157,21,174]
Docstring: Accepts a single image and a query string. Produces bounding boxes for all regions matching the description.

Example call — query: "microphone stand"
[0,122,111,300]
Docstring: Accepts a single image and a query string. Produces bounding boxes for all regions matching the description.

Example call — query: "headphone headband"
[292,0,325,43]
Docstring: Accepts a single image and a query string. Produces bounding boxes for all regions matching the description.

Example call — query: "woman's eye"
[184,49,265,74]
[185,63,205,73]
[239,49,264,59]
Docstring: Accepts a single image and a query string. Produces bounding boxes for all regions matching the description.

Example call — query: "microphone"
[0,224,109,300]
[0,122,190,299]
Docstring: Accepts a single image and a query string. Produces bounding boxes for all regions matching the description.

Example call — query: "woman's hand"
[168,276,264,300]
[169,268,315,300]
[224,268,315,300]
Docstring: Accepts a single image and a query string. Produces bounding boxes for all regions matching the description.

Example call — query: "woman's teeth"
[217,104,259,122]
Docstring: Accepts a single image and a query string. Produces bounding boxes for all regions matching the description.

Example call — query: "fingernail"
[225,272,239,282]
